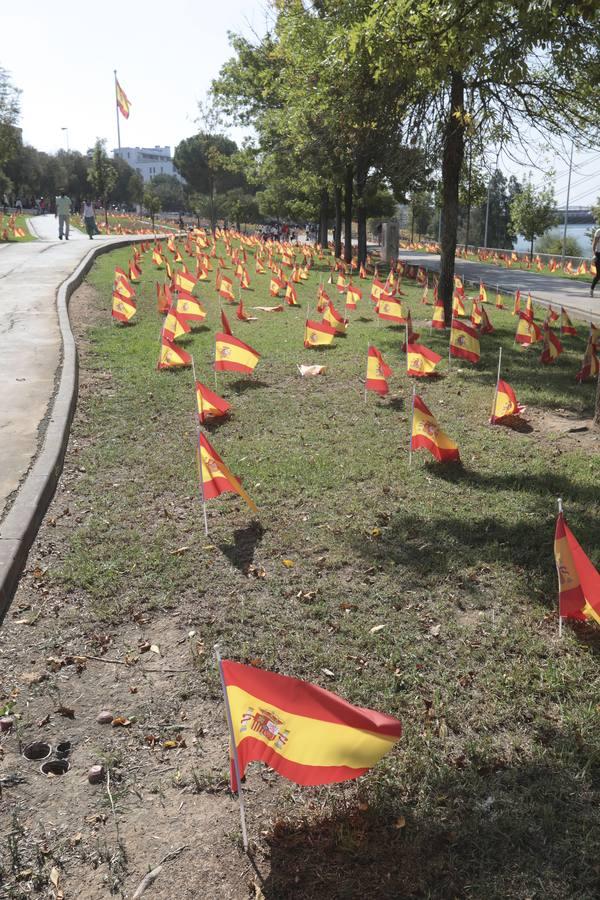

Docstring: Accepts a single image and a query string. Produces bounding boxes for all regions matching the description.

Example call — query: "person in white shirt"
[591,227,600,297]
[81,199,96,239]
[55,192,71,240]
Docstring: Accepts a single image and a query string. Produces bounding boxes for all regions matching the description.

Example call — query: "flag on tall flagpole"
[115,77,131,119]
[219,659,401,790]
[554,509,600,624]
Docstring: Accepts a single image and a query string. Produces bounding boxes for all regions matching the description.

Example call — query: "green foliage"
[148,174,185,211]
[0,66,20,174]
[87,140,117,218]
[174,132,246,230]
[510,179,558,256]
[142,187,161,228]
[536,231,582,257]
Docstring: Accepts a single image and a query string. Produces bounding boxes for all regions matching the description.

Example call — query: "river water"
[513,223,595,256]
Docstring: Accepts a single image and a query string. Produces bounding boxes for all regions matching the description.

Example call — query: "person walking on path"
[55,191,71,240]
[81,199,96,239]
[591,226,600,297]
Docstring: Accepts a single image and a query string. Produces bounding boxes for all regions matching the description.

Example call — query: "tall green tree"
[173,133,244,231]
[0,66,20,192]
[509,179,558,259]
[149,174,185,211]
[87,140,117,227]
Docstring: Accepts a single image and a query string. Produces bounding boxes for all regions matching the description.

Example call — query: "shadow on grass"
[219,520,265,572]
[230,379,270,393]
[256,760,598,899]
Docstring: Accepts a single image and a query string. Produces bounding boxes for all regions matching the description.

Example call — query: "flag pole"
[113,70,121,151]
[490,346,502,424]
[214,646,249,852]
[364,343,369,404]
[191,357,209,536]
[405,322,409,354]
[409,384,416,466]
[557,497,563,638]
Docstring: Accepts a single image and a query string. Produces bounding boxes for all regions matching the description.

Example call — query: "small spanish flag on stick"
[304,318,336,348]
[490,348,525,424]
[199,433,257,512]
[410,388,460,464]
[157,332,192,369]
[406,343,442,377]
[554,499,600,636]
[215,650,401,850]
[112,290,136,323]
[214,332,260,375]
[365,345,392,398]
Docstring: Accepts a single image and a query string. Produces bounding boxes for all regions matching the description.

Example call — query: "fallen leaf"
[297,364,326,376]
[252,305,284,312]
[370,527,381,537]
[163,740,179,750]
[321,668,335,678]
[369,624,387,634]
[150,644,161,656]
[50,866,64,899]
[169,546,190,556]
[282,559,295,568]
[111,716,131,727]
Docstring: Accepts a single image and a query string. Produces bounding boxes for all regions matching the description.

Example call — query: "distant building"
[113,146,182,183]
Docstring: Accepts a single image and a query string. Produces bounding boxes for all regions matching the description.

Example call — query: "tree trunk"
[464,143,472,251]
[439,71,466,325]
[530,237,534,261]
[355,162,368,267]
[343,164,353,264]
[318,188,328,247]
[334,185,342,258]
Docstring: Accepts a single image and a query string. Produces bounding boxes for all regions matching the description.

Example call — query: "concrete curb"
[0,235,170,623]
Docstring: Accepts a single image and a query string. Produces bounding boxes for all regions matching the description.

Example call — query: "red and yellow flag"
[452,292,466,318]
[285,282,299,306]
[346,284,362,310]
[270,276,285,297]
[323,300,347,334]
[174,268,197,294]
[304,319,336,348]
[175,291,205,323]
[366,346,392,395]
[214,333,260,374]
[479,282,488,303]
[406,343,441,377]
[114,267,135,298]
[377,296,406,323]
[411,395,460,463]
[554,512,600,623]
[575,336,599,383]
[515,313,543,346]
[163,306,191,341]
[152,248,164,268]
[512,289,521,316]
[157,334,192,369]
[540,326,563,364]
[156,281,169,314]
[219,275,236,302]
[370,279,387,304]
[115,78,131,119]
[195,381,231,424]
[450,319,480,363]
[560,307,576,336]
[491,380,525,423]
[199,434,257,512]
[112,290,136,323]
[495,291,505,309]
[432,296,445,330]
[220,659,401,790]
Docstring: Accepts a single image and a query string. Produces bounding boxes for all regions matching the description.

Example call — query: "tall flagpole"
[114,70,121,151]
[556,497,563,638]
[214,646,249,851]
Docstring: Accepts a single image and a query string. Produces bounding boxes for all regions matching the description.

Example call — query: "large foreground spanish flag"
[406,343,441,377]
[450,319,480,363]
[199,434,257,511]
[412,395,460,463]
[554,512,600,624]
[215,333,260,374]
[220,659,401,790]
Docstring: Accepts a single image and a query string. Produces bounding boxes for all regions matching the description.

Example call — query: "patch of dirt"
[521,407,600,451]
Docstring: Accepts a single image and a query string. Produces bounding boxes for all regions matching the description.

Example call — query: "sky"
[2,0,599,209]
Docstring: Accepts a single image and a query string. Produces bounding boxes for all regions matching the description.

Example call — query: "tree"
[87,140,117,227]
[149,174,185,211]
[0,67,20,185]
[128,172,144,209]
[510,179,558,260]
[221,187,260,231]
[143,188,161,231]
[173,133,243,231]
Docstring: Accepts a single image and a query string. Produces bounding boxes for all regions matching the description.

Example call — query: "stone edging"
[0,236,168,622]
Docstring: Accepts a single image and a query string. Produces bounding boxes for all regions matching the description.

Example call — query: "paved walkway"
[398,250,599,324]
[1,216,133,521]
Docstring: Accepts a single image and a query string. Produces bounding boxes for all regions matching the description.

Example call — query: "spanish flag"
[554,512,600,623]
[491,380,525,423]
[317,286,330,313]
[495,291,505,310]
[255,257,266,274]
[406,343,442,377]
[515,313,543,346]
[365,346,392,395]
[152,248,164,268]
[377,296,406,324]
[479,282,488,303]
[240,267,251,290]
[479,306,494,335]
[359,263,367,279]
[220,308,233,335]
[450,319,480,364]
[270,276,285,297]
[285,282,299,306]
[128,259,141,283]
[174,268,197,294]
[195,381,231,424]
[560,307,576,336]
[304,319,336,348]
[115,77,131,119]
[114,267,135,298]
[199,434,257,512]
[214,333,260,374]
[236,297,255,322]
[156,281,169,314]
[575,337,599,382]
[540,326,563,364]
[470,299,482,327]
[411,395,460,463]
[176,291,206,323]
[452,292,466,318]
[157,334,192,369]
[163,306,191,341]
[219,276,236,302]
[323,301,347,334]
[370,279,387,304]
[512,289,521,316]
[112,290,136,323]
[432,296,446,330]
[404,309,420,345]
[220,659,401,790]
[346,284,362,310]
[525,292,534,318]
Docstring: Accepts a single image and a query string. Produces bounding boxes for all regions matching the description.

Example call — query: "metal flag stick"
[191,357,209,536]
[214,646,249,852]
[556,497,563,638]
[408,384,416,467]
[364,343,370,404]
[490,345,502,424]
[113,70,121,151]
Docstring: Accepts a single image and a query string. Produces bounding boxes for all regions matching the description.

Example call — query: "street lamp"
[61,127,69,151]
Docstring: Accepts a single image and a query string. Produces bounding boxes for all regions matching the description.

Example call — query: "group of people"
[54,192,98,240]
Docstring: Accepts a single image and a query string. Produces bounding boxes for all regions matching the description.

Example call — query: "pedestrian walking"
[15,197,23,213]
[591,225,600,297]
[55,191,71,240]
[82,199,96,239]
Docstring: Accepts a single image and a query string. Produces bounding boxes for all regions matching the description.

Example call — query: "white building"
[113,146,181,183]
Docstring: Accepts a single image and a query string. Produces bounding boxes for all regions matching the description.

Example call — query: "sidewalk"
[397,250,600,324]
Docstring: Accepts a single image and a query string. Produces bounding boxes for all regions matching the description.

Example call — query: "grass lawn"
[1,236,599,898]
[0,213,36,242]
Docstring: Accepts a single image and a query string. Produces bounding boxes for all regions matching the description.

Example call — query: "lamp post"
[61,127,69,151]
